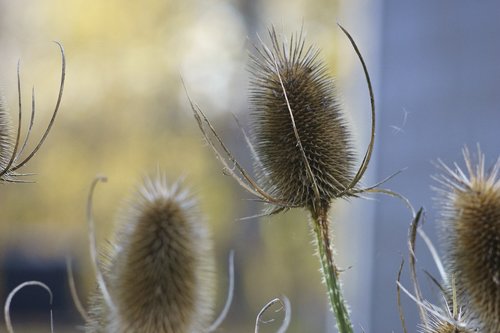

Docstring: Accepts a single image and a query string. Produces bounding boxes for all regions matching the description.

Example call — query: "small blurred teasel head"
[250,28,355,210]
[434,147,500,332]
[87,176,215,333]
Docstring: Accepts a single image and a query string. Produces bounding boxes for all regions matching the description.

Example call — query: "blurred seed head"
[250,28,355,211]
[435,147,500,332]
[86,176,215,333]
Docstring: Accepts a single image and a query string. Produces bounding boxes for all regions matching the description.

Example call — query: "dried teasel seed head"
[86,177,215,333]
[250,28,355,211]
[434,147,500,332]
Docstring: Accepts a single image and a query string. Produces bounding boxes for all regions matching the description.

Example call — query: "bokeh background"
[0,0,499,332]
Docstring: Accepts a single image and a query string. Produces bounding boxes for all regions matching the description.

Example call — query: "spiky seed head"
[250,28,355,211]
[434,148,500,332]
[420,320,473,333]
[87,177,215,333]
[0,96,13,172]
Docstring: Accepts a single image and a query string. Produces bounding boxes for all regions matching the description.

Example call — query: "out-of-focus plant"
[397,209,477,333]
[434,148,499,332]
[82,176,217,333]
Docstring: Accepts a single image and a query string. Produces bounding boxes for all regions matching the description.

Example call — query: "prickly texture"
[435,149,500,332]
[0,96,12,172]
[86,178,215,333]
[250,28,355,210]
[420,320,473,333]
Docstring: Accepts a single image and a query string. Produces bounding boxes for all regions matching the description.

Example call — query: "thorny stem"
[311,205,353,333]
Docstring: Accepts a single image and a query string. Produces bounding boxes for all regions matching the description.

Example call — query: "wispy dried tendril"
[398,204,478,333]
[0,42,65,183]
[4,281,54,333]
[255,296,291,333]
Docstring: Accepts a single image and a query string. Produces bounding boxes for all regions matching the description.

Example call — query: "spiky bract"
[250,28,354,211]
[435,148,500,332]
[420,320,473,333]
[86,177,215,333]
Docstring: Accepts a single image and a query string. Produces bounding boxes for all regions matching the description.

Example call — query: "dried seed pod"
[86,177,215,333]
[250,28,355,210]
[435,148,500,332]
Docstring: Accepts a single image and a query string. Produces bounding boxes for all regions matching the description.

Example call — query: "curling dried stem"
[311,207,353,333]
[66,256,90,321]
[4,281,54,333]
[337,24,376,192]
[208,250,235,332]
[408,208,429,328]
[396,258,408,333]
[255,296,291,333]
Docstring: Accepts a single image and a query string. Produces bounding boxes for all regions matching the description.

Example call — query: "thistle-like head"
[434,147,500,332]
[249,28,355,211]
[86,176,215,333]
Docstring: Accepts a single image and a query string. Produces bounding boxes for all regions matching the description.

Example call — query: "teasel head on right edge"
[250,27,355,211]
[434,147,500,332]
[86,176,215,333]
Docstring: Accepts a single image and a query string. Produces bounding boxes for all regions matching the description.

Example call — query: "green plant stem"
[311,207,353,333]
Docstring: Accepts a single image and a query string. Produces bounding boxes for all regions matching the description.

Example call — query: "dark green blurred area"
[0,0,358,332]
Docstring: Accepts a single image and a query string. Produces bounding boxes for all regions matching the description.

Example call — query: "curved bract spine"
[0,43,65,183]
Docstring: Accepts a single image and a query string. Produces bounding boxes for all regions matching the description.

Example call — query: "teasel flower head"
[189,25,377,216]
[249,28,355,211]
[434,147,500,332]
[86,176,216,333]
[0,43,65,183]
